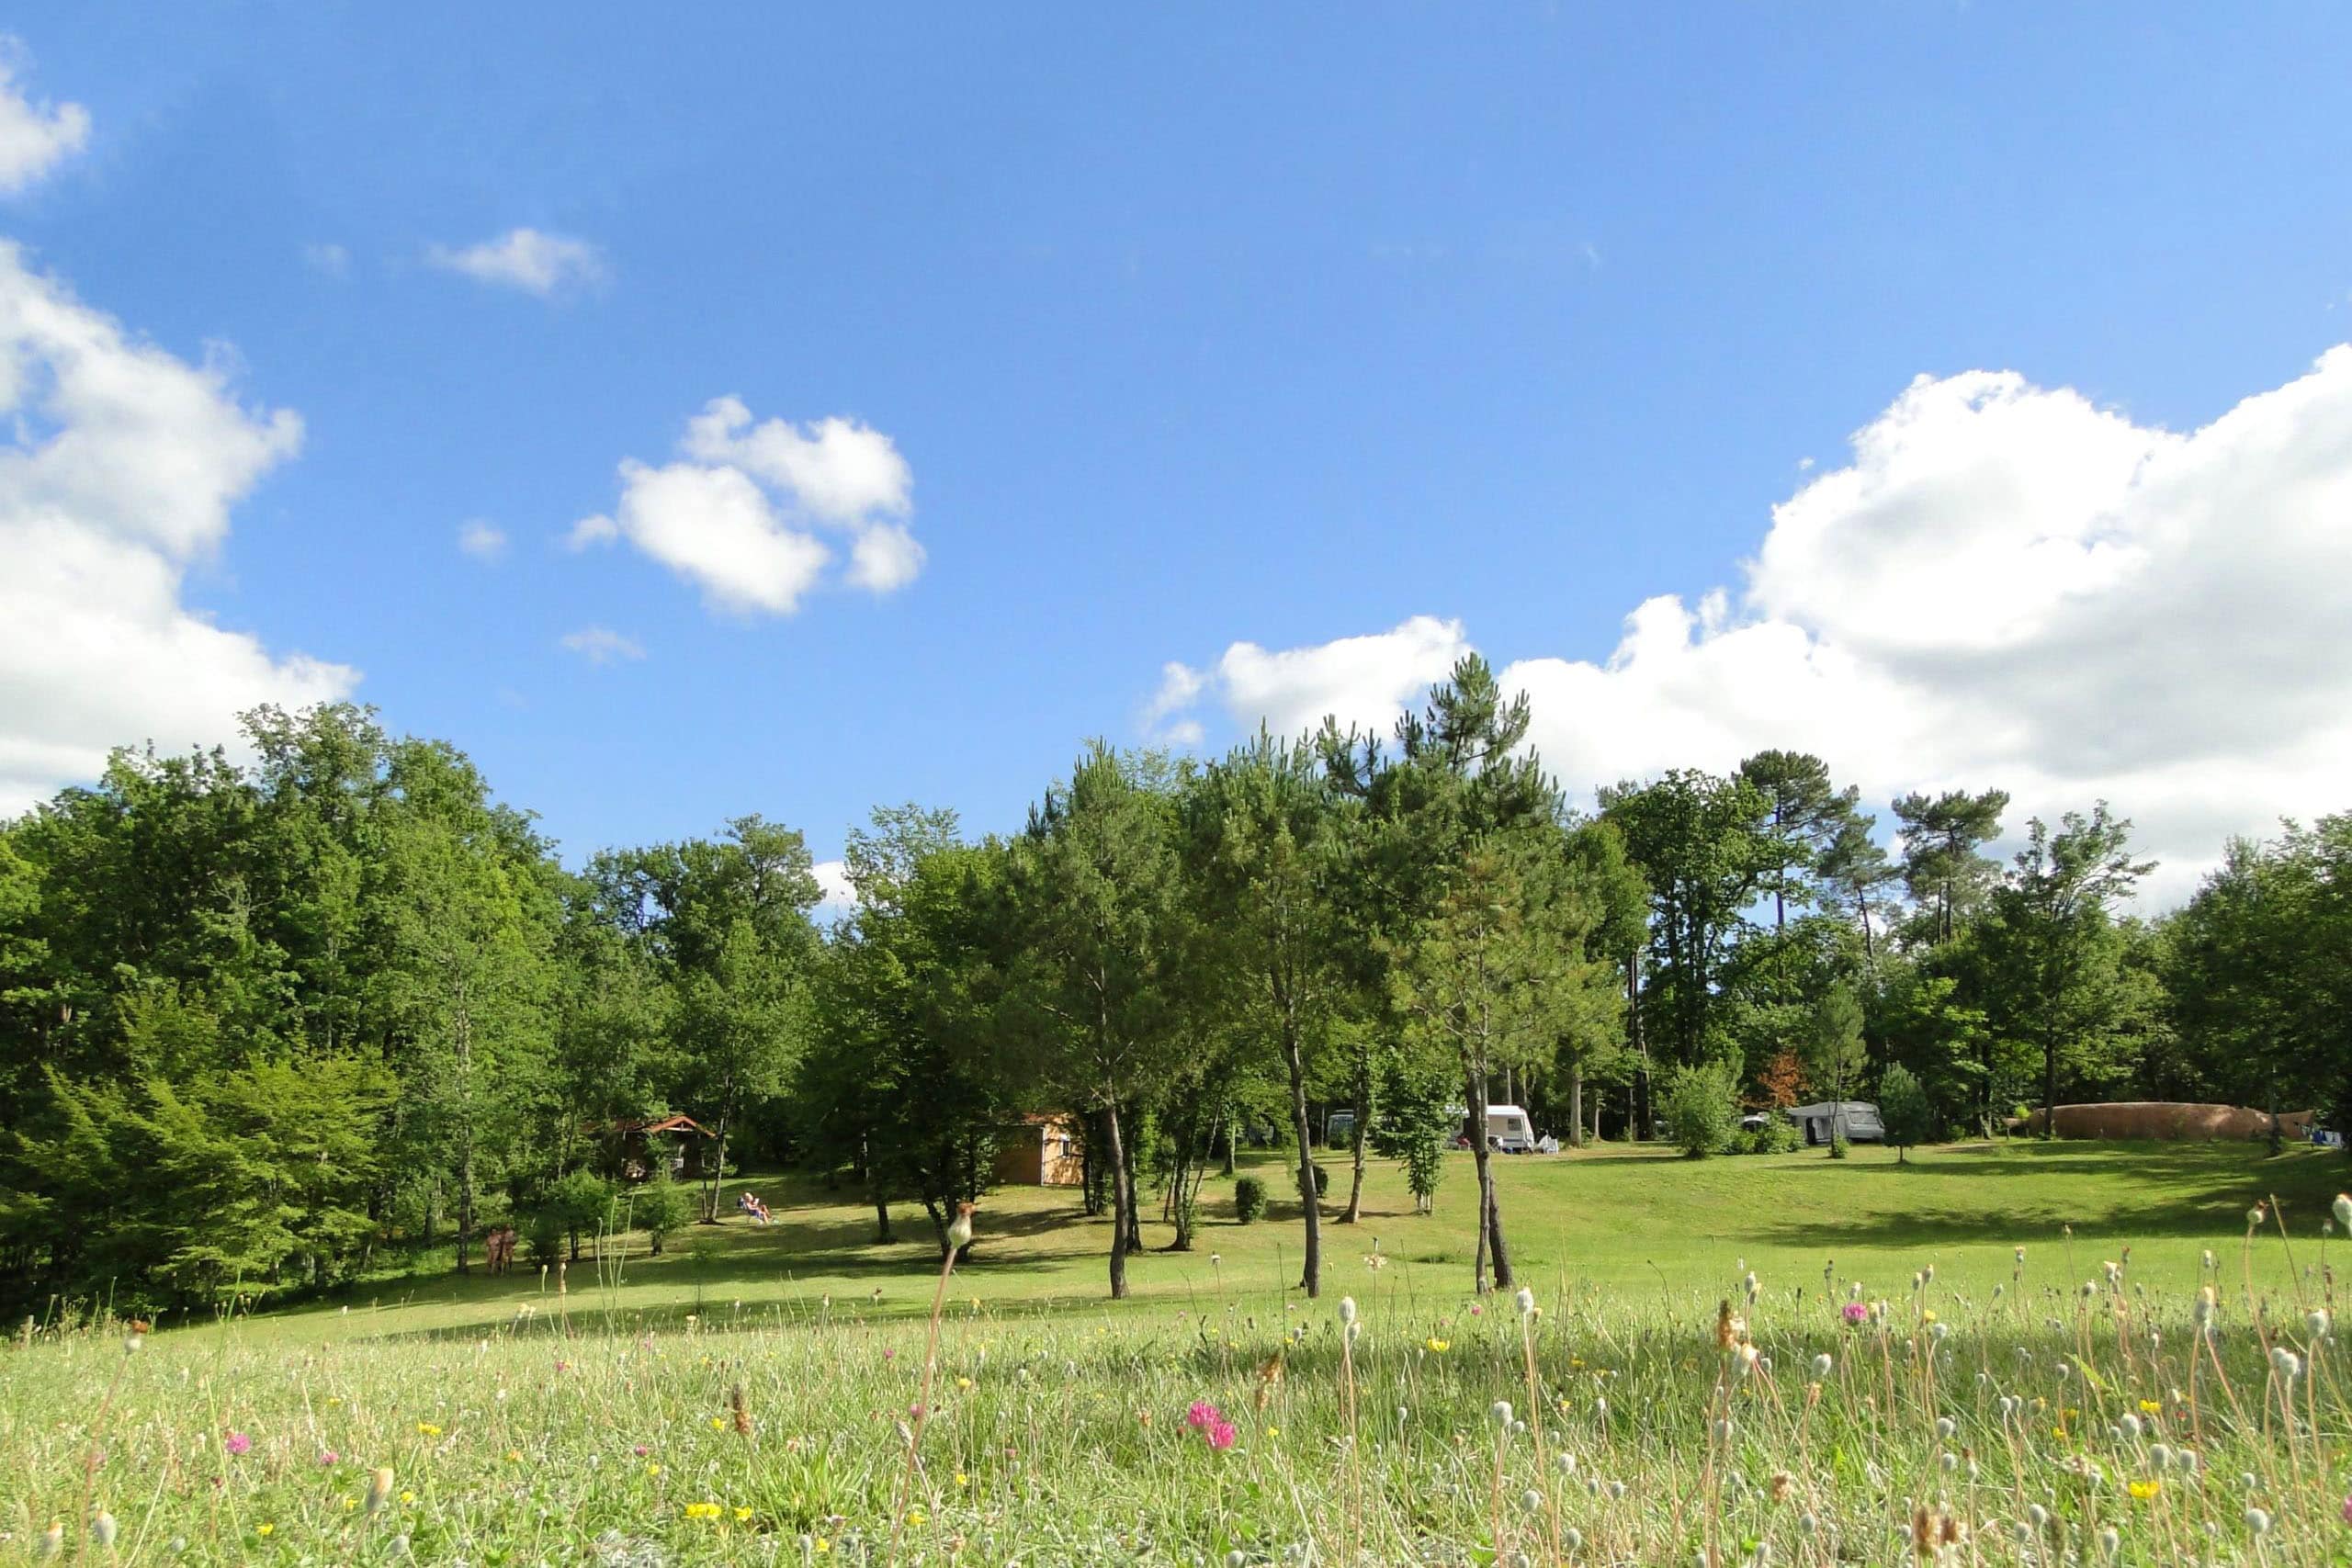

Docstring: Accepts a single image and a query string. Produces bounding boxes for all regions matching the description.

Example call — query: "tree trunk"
[1340,1055,1370,1224]
[455,1008,476,1275]
[1567,1058,1585,1149]
[1220,1096,1237,1176]
[1119,1102,1145,1253]
[1464,1063,1511,1292]
[1103,1100,1132,1299]
[1282,1002,1322,1296]
[704,1100,732,1222]
[2041,1032,2059,1143]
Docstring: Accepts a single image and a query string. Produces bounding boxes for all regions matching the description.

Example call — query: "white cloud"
[576,398,923,615]
[1158,353,2352,905]
[846,521,925,593]
[301,243,350,277]
[0,43,88,196]
[1140,660,1207,747]
[1158,615,1471,746]
[427,228,606,298]
[565,513,618,550]
[559,626,645,666]
[810,858,857,921]
[457,520,506,562]
[0,243,356,813]
[683,397,911,524]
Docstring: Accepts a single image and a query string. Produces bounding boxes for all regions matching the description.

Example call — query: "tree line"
[2,661,2346,1315]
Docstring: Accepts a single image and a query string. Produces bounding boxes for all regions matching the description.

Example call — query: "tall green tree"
[1183,732,1353,1295]
[1799,982,1866,1156]
[1601,769,1771,1080]
[1893,788,2011,944]
[374,752,558,1271]
[1974,805,2154,1133]
[1008,746,1187,1299]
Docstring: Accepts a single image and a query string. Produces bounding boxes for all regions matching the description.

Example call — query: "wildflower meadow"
[10,1145,2352,1566]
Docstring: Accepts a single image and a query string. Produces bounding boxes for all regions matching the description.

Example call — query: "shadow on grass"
[1756,1140,2346,1250]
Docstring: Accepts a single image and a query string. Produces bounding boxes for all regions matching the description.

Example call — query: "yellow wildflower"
[734,1506,753,1522]
[956,1376,973,1392]
[647,1462,662,1476]
[400,1491,416,1506]
[814,1540,832,1556]
[907,1507,928,1526]
[2129,1479,2161,1500]
[2138,1399,2162,1415]
[416,1422,442,1438]
[255,1523,275,1537]
[505,1450,522,1463]
[955,1472,969,1488]
[684,1501,722,1521]
[1425,1337,1450,1353]
[710,1416,726,1430]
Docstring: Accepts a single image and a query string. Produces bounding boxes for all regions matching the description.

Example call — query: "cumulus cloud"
[427,227,606,297]
[1153,354,2352,904]
[0,43,88,196]
[809,858,857,922]
[457,520,506,562]
[1139,660,1207,747]
[559,626,645,666]
[1153,615,1471,750]
[574,398,922,615]
[0,243,356,813]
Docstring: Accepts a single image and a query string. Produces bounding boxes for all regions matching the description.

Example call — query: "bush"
[1880,1065,1934,1163]
[631,1171,691,1255]
[1743,1115,1803,1156]
[1310,1163,1329,1199]
[1661,1062,1739,1157]
[1233,1175,1268,1224]
[546,1169,615,1262]
[525,1209,565,1266]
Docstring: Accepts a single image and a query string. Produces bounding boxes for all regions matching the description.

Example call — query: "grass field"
[8,1139,2352,1564]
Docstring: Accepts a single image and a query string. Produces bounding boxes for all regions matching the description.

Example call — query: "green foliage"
[1232,1174,1268,1224]
[1879,1064,1934,1162]
[1661,1059,1739,1157]
[546,1168,615,1259]
[628,1170,690,1255]
[1975,805,2155,1125]
[1800,984,1868,1157]
[1600,768,1773,1069]
[1743,1114,1803,1155]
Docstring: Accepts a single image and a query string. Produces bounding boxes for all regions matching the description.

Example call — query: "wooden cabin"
[991,1113,1084,1187]
[594,1114,717,1184]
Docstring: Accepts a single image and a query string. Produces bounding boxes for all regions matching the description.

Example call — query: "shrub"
[1662,1062,1739,1157]
[1310,1163,1330,1199]
[525,1209,565,1265]
[1233,1175,1268,1224]
[631,1171,690,1255]
[546,1168,615,1262]
[1880,1065,1934,1163]
[1743,1115,1803,1156]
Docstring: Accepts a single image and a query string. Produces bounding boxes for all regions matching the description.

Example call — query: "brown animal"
[2007,1103,2316,1142]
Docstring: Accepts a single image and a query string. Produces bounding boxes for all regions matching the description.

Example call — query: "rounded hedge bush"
[1234,1175,1268,1224]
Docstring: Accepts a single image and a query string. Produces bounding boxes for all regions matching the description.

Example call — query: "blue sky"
[5,6,2351,899]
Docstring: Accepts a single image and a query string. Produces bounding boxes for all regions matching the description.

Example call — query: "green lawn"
[208,1137,2348,1346]
[12,1138,2351,1564]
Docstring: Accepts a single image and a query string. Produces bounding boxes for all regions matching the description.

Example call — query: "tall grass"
[5,1213,2349,1564]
